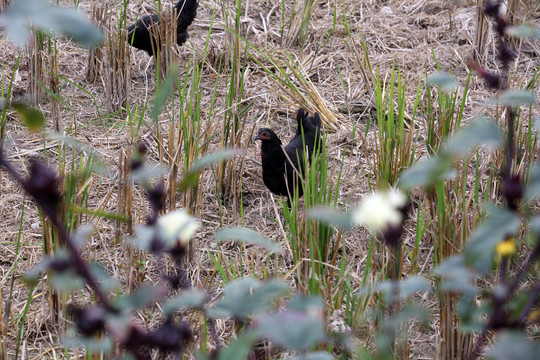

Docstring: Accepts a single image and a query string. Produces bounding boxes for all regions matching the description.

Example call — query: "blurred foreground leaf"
[525,163,540,201]
[215,227,281,253]
[307,206,352,230]
[377,276,430,304]
[62,337,114,352]
[435,256,479,295]
[386,303,431,331]
[444,117,502,156]
[464,205,520,274]
[426,71,458,93]
[283,353,334,360]
[151,66,179,121]
[215,333,258,360]
[209,278,290,320]
[496,90,535,106]
[399,156,455,189]
[11,102,45,131]
[254,296,325,351]
[163,289,207,315]
[486,331,539,360]
[0,0,102,47]
[506,24,540,39]
[114,286,165,311]
[177,149,240,192]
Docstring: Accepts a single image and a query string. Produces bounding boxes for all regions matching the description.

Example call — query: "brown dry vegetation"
[1,0,540,358]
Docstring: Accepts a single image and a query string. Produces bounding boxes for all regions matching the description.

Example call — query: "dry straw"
[284,0,321,47]
[153,8,179,81]
[86,4,108,84]
[27,32,44,106]
[47,41,61,131]
[104,26,130,115]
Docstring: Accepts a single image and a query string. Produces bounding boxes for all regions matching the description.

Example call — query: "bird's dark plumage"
[127,0,198,57]
[253,108,323,202]
[292,107,322,163]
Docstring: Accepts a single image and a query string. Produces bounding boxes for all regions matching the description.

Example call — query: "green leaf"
[47,134,101,160]
[62,336,114,352]
[534,116,540,132]
[283,352,334,360]
[0,0,102,47]
[162,289,207,315]
[456,293,486,333]
[426,71,457,93]
[528,216,540,237]
[289,295,324,312]
[217,332,258,360]
[377,276,430,304]
[444,117,502,156]
[525,163,540,201]
[131,164,169,183]
[435,256,479,295]
[215,227,281,253]
[177,149,241,192]
[51,270,85,295]
[386,303,431,331]
[114,285,165,311]
[254,307,325,350]
[89,262,119,292]
[72,225,93,250]
[506,24,540,39]
[129,224,156,251]
[10,102,45,131]
[22,257,52,287]
[486,331,539,360]
[399,156,456,189]
[307,207,352,230]
[496,90,535,106]
[104,313,131,340]
[464,205,520,274]
[190,149,242,172]
[151,66,179,121]
[209,278,290,320]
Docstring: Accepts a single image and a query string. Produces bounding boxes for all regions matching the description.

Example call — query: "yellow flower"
[496,236,516,257]
[527,308,540,322]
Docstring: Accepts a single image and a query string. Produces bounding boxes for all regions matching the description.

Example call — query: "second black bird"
[127,0,198,57]
[253,108,323,204]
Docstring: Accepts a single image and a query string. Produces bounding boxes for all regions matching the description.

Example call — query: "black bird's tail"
[311,112,322,131]
[296,107,320,136]
[311,112,323,155]
[175,0,198,31]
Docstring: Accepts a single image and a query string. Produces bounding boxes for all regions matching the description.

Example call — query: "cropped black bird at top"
[127,0,198,57]
[253,108,323,204]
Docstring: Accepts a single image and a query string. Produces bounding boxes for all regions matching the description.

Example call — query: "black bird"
[253,108,323,204]
[127,0,198,57]
[293,107,322,163]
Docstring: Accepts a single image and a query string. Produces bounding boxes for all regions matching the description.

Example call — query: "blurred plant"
[309,4,539,359]
[0,2,340,359]
[0,135,341,359]
[0,0,102,47]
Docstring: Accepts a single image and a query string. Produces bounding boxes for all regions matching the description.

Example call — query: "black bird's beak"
[253,134,261,142]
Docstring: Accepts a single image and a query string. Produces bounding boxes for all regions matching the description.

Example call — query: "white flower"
[352,190,406,232]
[157,209,199,245]
[387,189,407,209]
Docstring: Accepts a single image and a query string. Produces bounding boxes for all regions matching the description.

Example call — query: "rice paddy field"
[0,0,539,359]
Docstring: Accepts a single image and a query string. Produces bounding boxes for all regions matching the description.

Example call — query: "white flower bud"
[157,209,199,246]
[352,190,406,232]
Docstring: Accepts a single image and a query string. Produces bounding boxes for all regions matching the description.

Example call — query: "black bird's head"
[253,128,281,144]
